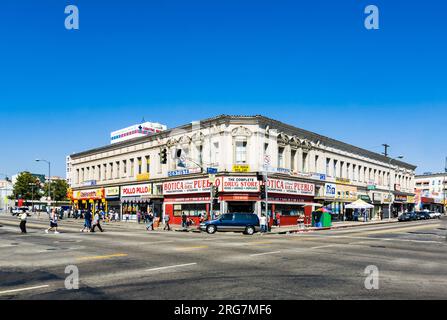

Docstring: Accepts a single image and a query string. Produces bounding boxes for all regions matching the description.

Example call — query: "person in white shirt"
[19,211,28,234]
[260,214,267,233]
[45,208,60,234]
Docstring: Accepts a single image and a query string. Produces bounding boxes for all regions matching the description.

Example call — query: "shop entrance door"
[227,201,255,213]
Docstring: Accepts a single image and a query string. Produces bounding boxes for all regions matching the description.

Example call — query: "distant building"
[110,121,167,144]
[415,173,447,212]
[66,156,73,187]
[0,179,13,212]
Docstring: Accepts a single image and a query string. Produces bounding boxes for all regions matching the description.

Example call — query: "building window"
[314,155,319,173]
[333,160,337,178]
[278,147,285,168]
[146,156,150,173]
[116,161,120,178]
[137,157,142,175]
[291,149,297,171]
[235,140,247,164]
[109,163,113,180]
[123,160,127,176]
[130,159,135,177]
[302,152,308,172]
[326,158,331,177]
[213,142,220,165]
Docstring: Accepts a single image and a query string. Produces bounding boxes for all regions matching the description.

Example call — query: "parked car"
[11,207,30,216]
[416,211,431,220]
[398,212,418,222]
[200,213,260,235]
[428,211,442,219]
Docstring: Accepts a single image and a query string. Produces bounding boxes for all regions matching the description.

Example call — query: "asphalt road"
[0,214,446,300]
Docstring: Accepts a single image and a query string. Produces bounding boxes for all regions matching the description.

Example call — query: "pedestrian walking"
[181,212,187,229]
[163,214,171,231]
[137,211,141,224]
[275,212,281,227]
[115,211,119,222]
[91,211,104,232]
[45,209,60,234]
[81,210,92,232]
[125,212,130,222]
[19,210,29,234]
[260,214,267,233]
[146,211,154,231]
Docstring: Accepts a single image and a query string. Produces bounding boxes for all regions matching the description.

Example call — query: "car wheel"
[245,226,255,235]
[206,225,216,234]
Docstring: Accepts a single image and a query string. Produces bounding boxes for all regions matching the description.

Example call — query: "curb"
[267,220,400,235]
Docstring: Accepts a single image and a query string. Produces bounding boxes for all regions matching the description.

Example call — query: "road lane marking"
[250,251,281,257]
[352,224,441,236]
[174,245,208,251]
[76,253,128,261]
[145,263,197,272]
[0,285,50,295]
[309,244,339,250]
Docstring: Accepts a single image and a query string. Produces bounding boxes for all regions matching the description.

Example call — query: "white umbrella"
[345,199,374,209]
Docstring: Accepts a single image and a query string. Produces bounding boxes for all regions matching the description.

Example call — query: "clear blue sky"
[1,0,446,177]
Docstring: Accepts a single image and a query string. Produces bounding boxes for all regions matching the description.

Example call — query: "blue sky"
[1,0,446,177]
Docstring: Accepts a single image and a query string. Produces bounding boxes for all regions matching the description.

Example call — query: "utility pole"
[382,144,390,157]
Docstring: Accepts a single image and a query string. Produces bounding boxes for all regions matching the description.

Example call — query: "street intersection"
[0,215,446,299]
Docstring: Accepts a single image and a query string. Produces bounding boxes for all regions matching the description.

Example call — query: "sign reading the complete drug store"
[163,178,221,195]
[267,179,315,196]
[221,176,259,192]
[121,184,152,197]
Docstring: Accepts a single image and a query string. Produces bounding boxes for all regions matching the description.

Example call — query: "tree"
[10,172,42,203]
[42,179,69,202]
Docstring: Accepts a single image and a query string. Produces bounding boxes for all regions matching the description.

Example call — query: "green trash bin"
[321,212,332,228]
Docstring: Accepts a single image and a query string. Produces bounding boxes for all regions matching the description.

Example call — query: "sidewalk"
[267,218,400,234]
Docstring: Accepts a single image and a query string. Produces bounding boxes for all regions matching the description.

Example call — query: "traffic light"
[212,185,219,198]
[260,185,266,199]
[160,148,168,164]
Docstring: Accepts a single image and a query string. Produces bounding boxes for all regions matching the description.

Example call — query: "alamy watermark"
[65,265,79,290]
[65,5,79,30]
[364,265,379,290]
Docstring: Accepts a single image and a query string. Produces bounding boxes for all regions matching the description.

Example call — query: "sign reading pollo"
[163,178,221,195]
[267,179,315,196]
[121,184,152,197]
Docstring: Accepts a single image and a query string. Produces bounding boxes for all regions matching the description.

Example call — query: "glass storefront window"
[173,204,207,216]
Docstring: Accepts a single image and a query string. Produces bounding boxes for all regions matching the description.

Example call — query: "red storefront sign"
[163,178,221,195]
[421,197,434,204]
[266,178,315,196]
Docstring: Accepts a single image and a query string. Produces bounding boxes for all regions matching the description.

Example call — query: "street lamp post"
[36,159,51,210]
[388,156,403,221]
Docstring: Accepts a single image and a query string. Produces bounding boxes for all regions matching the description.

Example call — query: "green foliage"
[11,172,42,201]
[42,179,69,202]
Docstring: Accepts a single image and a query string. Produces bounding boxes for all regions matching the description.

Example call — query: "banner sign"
[163,178,221,195]
[168,168,201,177]
[324,183,337,198]
[266,178,315,196]
[221,176,259,192]
[121,184,152,197]
[232,165,250,173]
[105,187,120,198]
[73,188,104,200]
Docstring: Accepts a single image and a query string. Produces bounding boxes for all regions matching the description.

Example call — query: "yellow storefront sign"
[136,173,150,181]
[232,165,250,173]
[406,196,415,204]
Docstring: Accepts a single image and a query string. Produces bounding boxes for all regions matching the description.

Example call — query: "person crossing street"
[45,208,60,234]
[91,211,104,232]
[18,210,29,234]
